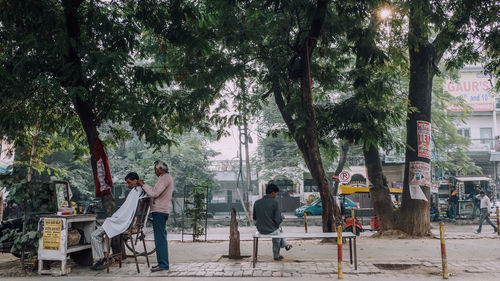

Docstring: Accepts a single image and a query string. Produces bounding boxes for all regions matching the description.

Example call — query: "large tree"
[316,0,408,231]
[320,0,497,234]
[400,0,497,235]
[0,0,231,216]
[208,0,343,231]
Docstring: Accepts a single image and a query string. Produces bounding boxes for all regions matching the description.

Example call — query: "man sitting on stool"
[253,183,292,261]
[90,172,146,270]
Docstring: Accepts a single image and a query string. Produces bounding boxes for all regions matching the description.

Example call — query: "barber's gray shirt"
[253,195,282,234]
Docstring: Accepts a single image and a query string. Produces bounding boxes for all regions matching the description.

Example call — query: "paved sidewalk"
[29,258,500,279]
[1,222,499,279]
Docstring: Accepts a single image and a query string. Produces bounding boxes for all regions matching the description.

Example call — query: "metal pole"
[182,186,186,242]
[496,207,499,236]
[304,212,308,233]
[244,121,253,223]
[337,224,343,279]
[439,222,448,279]
[351,209,356,235]
[237,125,251,225]
[205,186,208,242]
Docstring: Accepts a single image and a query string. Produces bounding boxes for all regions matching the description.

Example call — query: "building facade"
[445,65,499,200]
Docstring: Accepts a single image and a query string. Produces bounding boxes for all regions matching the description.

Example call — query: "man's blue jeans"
[449,202,457,219]
[268,228,287,259]
[477,208,497,233]
[472,202,480,219]
[152,212,169,269]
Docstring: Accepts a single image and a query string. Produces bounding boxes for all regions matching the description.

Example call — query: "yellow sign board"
[42,219,62,251]
[339,185,403,195]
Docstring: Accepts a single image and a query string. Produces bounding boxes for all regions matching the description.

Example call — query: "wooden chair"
[105,197,151,273]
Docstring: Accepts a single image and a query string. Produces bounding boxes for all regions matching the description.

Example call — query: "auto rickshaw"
[339,185,403,233]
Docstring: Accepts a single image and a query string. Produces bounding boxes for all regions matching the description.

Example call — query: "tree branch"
[431,0,479,64]
[272,79,297,134]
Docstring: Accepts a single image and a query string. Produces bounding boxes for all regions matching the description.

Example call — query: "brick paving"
[64,259,500,278]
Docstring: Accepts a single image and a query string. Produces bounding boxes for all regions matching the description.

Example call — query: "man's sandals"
[91,259,108,271]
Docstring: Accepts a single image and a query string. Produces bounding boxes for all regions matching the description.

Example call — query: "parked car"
[294,197,359,217]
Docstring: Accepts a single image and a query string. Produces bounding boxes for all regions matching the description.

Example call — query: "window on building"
[268,178,294,197]
[208,190,227,203]
[303,179,319,192]
[480,127,493,149]
[457,128,470,138]
[350,174,368,186]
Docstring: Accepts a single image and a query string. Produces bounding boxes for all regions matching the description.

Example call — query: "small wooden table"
[252,232,357,269]
[38,215,96,276]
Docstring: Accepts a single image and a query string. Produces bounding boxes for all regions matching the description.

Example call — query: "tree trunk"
[333,141,350,197]
[21,121,40,270]
[399,1,433,235]
[303,145,338,232]
[228,208,241,259]
[300,2,338,232]
[72,96,116,215]
[61,0,118,250]
[363,143,397,230]
[272,0,338,232]
[0,192,3,225]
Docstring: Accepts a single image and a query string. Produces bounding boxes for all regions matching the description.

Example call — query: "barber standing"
[139,160,174,272]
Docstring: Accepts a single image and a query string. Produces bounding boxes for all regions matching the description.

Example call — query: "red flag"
[93,138,112,197]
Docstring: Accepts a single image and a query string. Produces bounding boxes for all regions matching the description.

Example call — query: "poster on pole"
[42,219,62,251]
[409,161,430,201]
[409,161,431,186]
[409,185,428,201]
[417,121,431,159]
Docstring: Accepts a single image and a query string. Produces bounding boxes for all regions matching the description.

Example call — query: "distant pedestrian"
[253,183,292,261]
[475,191,497,234]
[448,188,458,219]
[471,185,481,219]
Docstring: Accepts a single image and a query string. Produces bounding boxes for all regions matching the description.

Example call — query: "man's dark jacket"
[253,195,282,234]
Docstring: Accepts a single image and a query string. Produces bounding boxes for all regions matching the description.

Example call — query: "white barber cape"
[102,187,147,238]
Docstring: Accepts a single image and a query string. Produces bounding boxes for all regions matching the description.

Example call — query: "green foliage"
[0,230,41,258]
[256,102,301,169]
[431,74,482,176]
[184,184,209,240]
[53,124,220,200]
[103,126,219,195]
[0,0,238,164]
[317,1,409,154]
[0,168,58,256]
[437,0,499,88]
[42,150,94,202]
[0,196,43,257]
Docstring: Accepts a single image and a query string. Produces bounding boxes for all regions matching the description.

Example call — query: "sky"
[207,124,259,161]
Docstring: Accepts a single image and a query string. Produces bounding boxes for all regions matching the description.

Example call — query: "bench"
[252,232,357,270]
